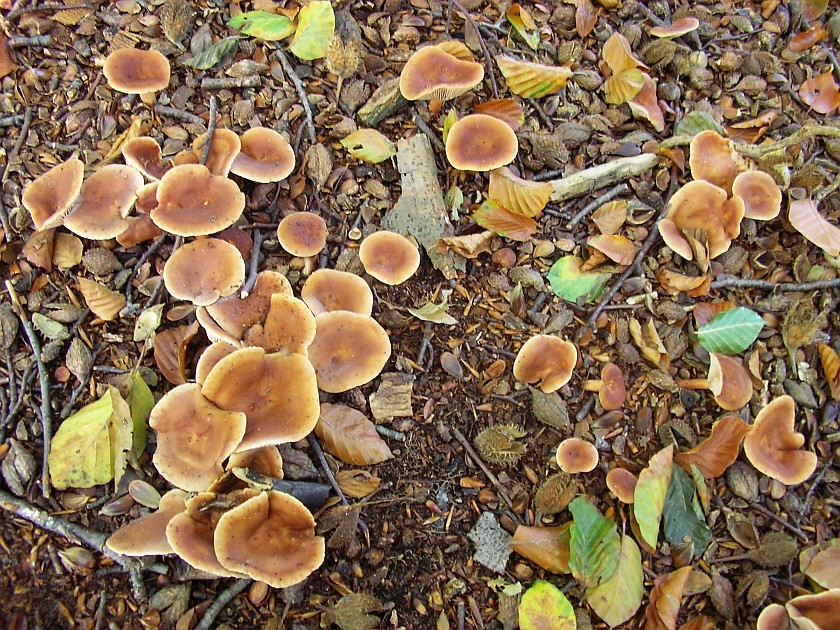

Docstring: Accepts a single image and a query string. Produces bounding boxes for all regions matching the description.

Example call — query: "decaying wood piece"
[357,77,408,127]
[549,153,660,202]
[382,135,465,279]
[369,373,414,421]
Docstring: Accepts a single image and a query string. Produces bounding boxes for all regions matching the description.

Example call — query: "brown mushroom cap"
[22,158,85,231]
[658,217,694,261]
[103,48,171,94]
[243,293,317,355]
[227,445,284,479]
[121,136,168,181]
[201,347,321,450]
[743,395,817,486]
[513,335,577,393]
[707,353,753,411]
[786,589,840,629]
[689,130,741,193]
[149,384,247,492]
[358,231,421,285]
[307,311,391,393]
[584,362,626,411]
[445,114,519,171]
[756,604,789,630]
[665,180,745,260]
[276,212,328,257]
[214,490,325,588]
[301,269,373,316]
[556,438,599,474]
[606,468,637,503]
[191,129,241,177]
[63,165,145,239]
[151,164,245,237]
[162,238,245,307]
[650,17,700,38]
[105,489,187,556]
[230,127,296,183]
[195,341,237,386]
[732,170,782,220]
[399,45,484,101]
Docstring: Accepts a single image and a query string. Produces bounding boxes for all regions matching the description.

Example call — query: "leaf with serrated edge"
[519,580,576,630]
[496,56,572,98]
[340,129,396,164]
[569,496,620,588]
[290,1,335,60]
[511,523,571,574]
[77,277,125,321]
[633,445,673,549]
[587,535,644,628]
[316,403,392,465]
[184,36,239,70]
[674,416,752,478]
[696,307,764,354]
[228,11,295,41]
[645,566,692,630]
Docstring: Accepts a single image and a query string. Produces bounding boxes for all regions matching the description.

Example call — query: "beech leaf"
[804,542,840,589]
[788,197,840,257]
[575,0,599,38]
[633,445,673,550]
[645,566,692,630]
[315,403,393,465]
[488,167,552,218]
[340,129,396,164]
[801,0,829,21]
[109,370,154,457]
[818,344,840,401]
[183,36,239,70]
[473,199,537,241]
[663,465,712,555]
[628,73,665,131]
[587,535,644,628]
[407,289,458,325]
[506,4,539,50]
[77,277,125,321]
[696,307,764,354]
[154,321,200,386]
[674,416,752,479]
[228,11,295,41]
[290,1,335,60]
[474,99,525,131]
[519,580,576,630]
[547,256,611,304]
[496,56,573,98]
[568,496,620,588]
[511,523,572,574]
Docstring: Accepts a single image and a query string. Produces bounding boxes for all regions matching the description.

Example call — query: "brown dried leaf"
[658,269,710,298]
[575,0,600,38]
[788,197,840,256]
[317,503,362,550]
[474,99,525,132]
[678,616,716,630]
[799,72,840,114]
[591,200,627,236]
[323,591,381,630]
[587,234,636,265]
[496,56,573,98]
[22,229,55,271]
[511,523,572,574]
[818,344,840,401]
[674,416,752,479]
[0,36,14,79]
[645,566,692,630]
[804,542,840,589]
[153,321,200,386]
[488,167,552,218]
[316,403,393,466]
[473,200,537,241]
[437,231,495,259]
[603,33,644,74]
[629,318,670,370]
[693,302,736,328]
[789,25,828,52]
[52,233,84,269]
[335,469,381,499]
[77,277,125,321]
[629,73,665,131]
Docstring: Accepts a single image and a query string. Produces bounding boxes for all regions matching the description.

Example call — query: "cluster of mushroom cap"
[756,589,840,630]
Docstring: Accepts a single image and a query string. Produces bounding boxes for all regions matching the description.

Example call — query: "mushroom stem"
[582,379,603,392]
[676,378,710,390]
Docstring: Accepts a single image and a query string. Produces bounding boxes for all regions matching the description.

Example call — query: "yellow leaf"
[290,0,335,60]
[340,129,396,164]
[602,32,644,74]
[604,69,645,105]
[488,167,552,218]
[77,277,125,321]
[496,56,572,98]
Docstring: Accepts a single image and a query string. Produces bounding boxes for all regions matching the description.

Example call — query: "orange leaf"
[602,32,644,74]
[678,616,716,630]
[591,200,627,236]
[799,72,840,114]
[674,416,752,478]
[693,301,736,328]
[629,73,665,131]
[334,469,382,499]
[496,56,573,98]
[316,403,393,466]
[0,35,15,79]
[629,317,670,371]
[730,111,778,129]
[649,17,700,38]
[77,277,126,321]
[657,269,710,298]
[511,524,572,574]
[788,25,828,52]
[154,321,200,385]
[587,234,636,265]
[575,0,600,38]
[659,147,685,173]
[437,231,495,258]
[818,343,840,401]
[473,199,537,241]
[788,197,840,256]
[474,99,524,131]
[801,0,828,22]
[488,167,552,218]
[645,566,692,630]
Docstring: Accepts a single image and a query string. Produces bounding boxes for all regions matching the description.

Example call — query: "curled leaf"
[645,566,692,630]
[674,416,752,479]
[497,56,573,98]
[788,197,840,256]
[633,445,673,549]
[488,167,552,218]
[628,73,665,131]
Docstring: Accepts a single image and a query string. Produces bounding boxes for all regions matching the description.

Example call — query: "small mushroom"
[103,48,170,99]
[445,114,519,171]
[756,604,790,630]
[105,489,188,556]
[121,136,168,181]
[358,231,421,285]
[743,395,817,486]
[606,468,637,503]
[786,588,840,629]
[63,165,145,239]
[276,212,328,258]
[301,269,373,316]
[688,130,744,194]
[191,129,241,177]
[307,311,391,393]
[732,170,782,220]
[21,158,85,231]
[213,490,325,588]
[556,438,599,474]
[230,127,296,183]
[677,352,753,411]
[399,45,484,101]
[162,238,245,307]
[243,293,317,355]
[513,335,577,393]
[582,363,626,411]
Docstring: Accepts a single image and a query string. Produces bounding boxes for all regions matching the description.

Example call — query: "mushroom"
[743,395,817,486]
[63,165,145,239]
[649,17,700,38]
[191,129,241,177]
[301,269,374,316]
[399,45,484,101]
[200,346,321,450]
[105,489,188,556]
[103,48,170,105]
[756,604,790,630]
[243,293,317,355]
[121,136,168,181]
[688,130,744,194]
[149,384,247,492]
[677,352,753,411]
[307,311,391,393]
[276,212,329,258]
[445,114,519,171]
[151,164,245,237]
[21,158,85,231]
[582,363,626,411]
[214,490,326,588]
[786,589,840,629]
[230,127,296,183]
[209,445,285,494]
[661,180,745,260]
[513,335,577,393]
[195,342,237,386]
[555,438,599,474]
[731,170,782,220]
[162,238,245,307]
[358,231,421,285]
[606,468,637,503]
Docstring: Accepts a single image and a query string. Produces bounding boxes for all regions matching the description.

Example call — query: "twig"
[375,424,407,442]
[93,592,108,630]
[566,183,628,229]
[451,427,518,519]
[710,277,840,292]
[8,35,52,47]
[274,50,316,145]
[240,229,263,298]
[230,467,331,510]
[194,578,251,630]
[815,173,840,205]
[153,105,206,127]
[121,234,167,317]
[201,76,260,90]
[795,456,833,527]
[1,106,33,185]
[448,0,499,98]
[309,434,348,505]
[0,114,25,127]
[750,503,809,543]
[129,568,147,602]
[0,488,107,547]
[412,109,445,153]
[549,154,659,202]
[7,1,93,20]
[198,96,218,167]
[661,125,840,159]
[5,281,53,498]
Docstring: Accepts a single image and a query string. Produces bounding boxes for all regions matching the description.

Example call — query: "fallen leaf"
[324,592,381,630]
[804,542,840,589]
[591,200,627,236]
[788,25,828,52]
[604,68,645,105]
[693,302,736,328]
[678,616,716,630]
[340,129,396,164]
[0,36,16,79]
[183,36,238,70]
[645,566,692,630]
[818,344,840,400]
[52,233,83,269]
[316,403,393,465]
[801,0,829,21]
[629,318,670,370]
[569,496,620,589]
[602,32,644,74]
[799,72,840,114]
[587,535,644,628]
[663,465,712,555]
[519,580,576,630]
[437,231,496,259]
[408,289,458,325]
[658,268,710,298]
[290,1,335,60]
[109,370,154,457]
[496,56,573,98]
[696,306,764,355]
[473,199,537,241]
[488,167,552,217]
[547,256,611,304]
[77,277,125,321]
[506,4,540,50]
[674,416,752,478]
[474,99,525,131]
[634,445,674,550]
[649,17,700,38]
[587,234,636,265]
[227,10,295,41]
[154,321,200,386]
[511,524,572,574]
[788,197,840,256]
[335,469,381,499]
[629,73,665,131]
[575,0,600,38]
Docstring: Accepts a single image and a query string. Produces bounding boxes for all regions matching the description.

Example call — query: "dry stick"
[240,229,263,298]
[309,433,349,505]
[153,105,205,127]
[275,50,316,145]
[661,125,840,159]
[448,0,499,98]
[5,281,53,498]
[195,578,251,630]
[412,109,446,153]
[1,106,33,186]
[710,276,840,292]
[566,183,628,230]
[198,96,219,167]
[8,35,52,47]
[201,76,260,90]
[121,234,167,317]
[749,502,809,543]
[7,1,93,20]
[549,153,659,202]
[451,427,516,515]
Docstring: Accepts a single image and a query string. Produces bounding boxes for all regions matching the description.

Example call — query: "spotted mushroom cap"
[21,158,85,231]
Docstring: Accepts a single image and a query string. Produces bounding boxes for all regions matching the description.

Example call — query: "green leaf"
[506,4,540,51]
[114,371,154,457]
[48,387,133,490]
[407,289,458,325]
[184,36,239,70]
[290,1,335,60]
[228,11,296,41]
[633,445,673,549]
[547,256,611,304]
[663,465,712,555]
[675,111,726,137]
[568,496,621,589]
[340,129,396,164]
[519,580,576,630]
[696,307,764,354]
[586,535,644,628]
[442,109,459,145]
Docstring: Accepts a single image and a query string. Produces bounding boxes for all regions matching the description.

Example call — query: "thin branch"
[194,578,251,630]
[661,125,840,158]
[274,50,316,145]
[240,229,263,298]
[121,234,167,317]
[566,183,628,230]
[448,0,499,98]
[198,96,219,167]
[412,109,445,153]
[153,105,206,127]
[309,434,347,505]
[451,427,517,519]
[710,276,840,292]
